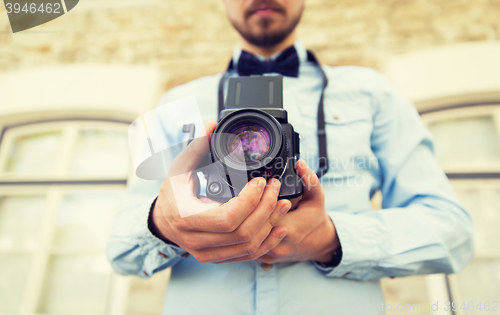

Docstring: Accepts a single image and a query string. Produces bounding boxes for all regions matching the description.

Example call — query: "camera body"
[203,75,304,203]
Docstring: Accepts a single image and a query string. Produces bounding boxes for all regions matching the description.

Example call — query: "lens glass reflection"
[227,124,271,163]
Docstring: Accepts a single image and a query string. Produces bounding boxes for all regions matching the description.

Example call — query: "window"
[0,120,131,180]
[425,106,500,174]
[423,104,500,314]
[0,119,132,315]
[379,104,500,315]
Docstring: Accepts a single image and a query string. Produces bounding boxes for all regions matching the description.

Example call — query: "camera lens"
[227,124,271,163]
[211,109,288,188]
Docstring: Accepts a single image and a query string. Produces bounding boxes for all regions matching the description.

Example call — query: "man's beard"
[231,12,302,48]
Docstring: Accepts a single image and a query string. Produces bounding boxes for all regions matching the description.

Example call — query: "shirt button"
[181,253,190,258]
[158,252,169,259]
[261,263,272,271]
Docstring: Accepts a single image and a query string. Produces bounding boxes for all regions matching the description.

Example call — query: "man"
[106,0,474,314]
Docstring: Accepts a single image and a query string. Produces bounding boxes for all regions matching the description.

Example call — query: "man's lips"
[248,6,282,18]
[252,8,278,17]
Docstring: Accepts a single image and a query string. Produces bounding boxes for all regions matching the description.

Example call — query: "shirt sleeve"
[106,88,191,278]
[314,73,475,280]
[106,178,188,278]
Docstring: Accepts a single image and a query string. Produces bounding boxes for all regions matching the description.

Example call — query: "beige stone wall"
[0,0,499,92]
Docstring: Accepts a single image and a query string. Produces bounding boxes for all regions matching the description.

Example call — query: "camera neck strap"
[217,50,329,178]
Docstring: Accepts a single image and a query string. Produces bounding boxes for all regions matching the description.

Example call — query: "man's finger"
[168,121,217,176]
[296,159,322,200]
[204,120,217,142]
[194,199,289,261]
[175,177,267,232]
[206,179,282,243]
[193,211,288,263]
[213,226,288,263]
[182,187,291,249]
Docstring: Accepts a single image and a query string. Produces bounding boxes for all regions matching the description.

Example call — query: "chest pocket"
[297,96,374,178]
[300,95,371,122]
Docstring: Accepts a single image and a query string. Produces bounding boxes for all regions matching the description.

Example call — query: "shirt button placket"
[255,262,279,315]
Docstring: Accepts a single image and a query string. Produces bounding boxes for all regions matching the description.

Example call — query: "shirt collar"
[231,39,307,67]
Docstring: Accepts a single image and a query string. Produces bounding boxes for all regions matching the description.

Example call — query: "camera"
[204,75,304,203]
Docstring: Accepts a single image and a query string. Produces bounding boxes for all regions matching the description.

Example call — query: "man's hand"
[150,121,292,263]
[256,159,340,264]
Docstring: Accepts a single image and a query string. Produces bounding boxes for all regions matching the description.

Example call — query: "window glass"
[69,129,130,177]
[0,196,46,251]
[381,276,431,315]
[451,183,500,307]
[453,186,500,255]
[0,196,46,313]
[52,191,122,251]
[452,259,500,312]
[0,254,31,313]
[38,191,122,314]
[428,116,500,168]
[4,131,62,175]
[125,269,171,315]
[37,254,111,315]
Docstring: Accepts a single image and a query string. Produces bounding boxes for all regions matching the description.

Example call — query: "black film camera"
[203,75,304,202]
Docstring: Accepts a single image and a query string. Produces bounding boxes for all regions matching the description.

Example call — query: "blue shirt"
[106,40,474,315]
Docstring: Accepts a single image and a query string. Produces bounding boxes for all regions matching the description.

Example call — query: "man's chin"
[248,20,285,37]
[232,17,293,47]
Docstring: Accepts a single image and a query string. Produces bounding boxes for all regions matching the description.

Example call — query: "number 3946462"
[5,2,62,14]
[444,301,498,312]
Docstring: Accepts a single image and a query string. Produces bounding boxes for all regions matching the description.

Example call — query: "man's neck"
[240,32,297,58]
